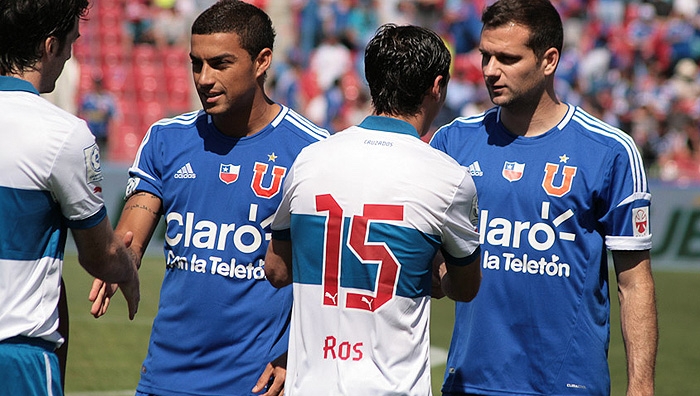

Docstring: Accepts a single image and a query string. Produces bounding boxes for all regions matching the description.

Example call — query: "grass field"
[61,253,700,395]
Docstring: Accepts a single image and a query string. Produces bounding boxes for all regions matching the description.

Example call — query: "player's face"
[479,24,547,109]
[190,32,262,117]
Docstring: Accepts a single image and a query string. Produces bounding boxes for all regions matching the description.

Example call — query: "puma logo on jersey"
[361,296,373,310]
[324,292,338,305]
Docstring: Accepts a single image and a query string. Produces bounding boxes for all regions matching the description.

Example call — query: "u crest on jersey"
[542,163,577,197]
[219,162,287,199]
[251,162,287,198]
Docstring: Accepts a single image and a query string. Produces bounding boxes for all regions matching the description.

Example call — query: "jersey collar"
[0,76,39,95]
[358,115,420,138]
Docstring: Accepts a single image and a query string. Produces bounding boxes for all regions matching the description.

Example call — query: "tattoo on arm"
[124,192,163,217]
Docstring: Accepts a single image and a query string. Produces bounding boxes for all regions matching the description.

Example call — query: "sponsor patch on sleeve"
[83,144,103,184]
[470,194,479,227]
[633,206,649,237]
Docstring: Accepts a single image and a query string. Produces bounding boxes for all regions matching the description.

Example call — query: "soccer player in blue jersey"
[89,1,329,395]
[264,24,482,395]
[430,0,658,395]
[0,1,140,394]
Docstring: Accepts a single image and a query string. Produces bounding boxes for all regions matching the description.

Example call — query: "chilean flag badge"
[219,164,241,184]
[502,161,525,182]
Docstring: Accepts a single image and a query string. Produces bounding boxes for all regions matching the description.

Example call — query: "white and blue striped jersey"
[430,104,652,395]
[0,76,105,347]
[271,116,480,396]
[128,105,328,395]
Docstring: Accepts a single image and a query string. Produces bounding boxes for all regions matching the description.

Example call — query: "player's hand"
[431,254,447,299]
[89,278,119,318]
[118,230,140,320]
[252,352,287,396]
[118,269,140,320]
[89,273,140,320]
[89,231,140,320]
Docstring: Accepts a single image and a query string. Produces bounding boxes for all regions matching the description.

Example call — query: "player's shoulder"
[426,143,472,175]
[440,107,496,132]
[274,105,330,143]
[139,110,204,147]
[127,111,201,162]
[35,94,86,130]
[566,105,638,153]
[292,124,352,161]
[432,107,496,142]
[148,110,203,133]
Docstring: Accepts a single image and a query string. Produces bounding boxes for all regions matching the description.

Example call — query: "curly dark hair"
[364,24,451,117]
[0,0,89,75]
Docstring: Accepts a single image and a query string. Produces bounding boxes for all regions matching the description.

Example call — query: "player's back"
[282,117,474,395]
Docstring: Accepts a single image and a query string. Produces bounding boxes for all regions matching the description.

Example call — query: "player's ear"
[542,47,559,76]
[430,75,450,102]
[254,48,273,79]
[44,36,59,58]
[429,74,447,101]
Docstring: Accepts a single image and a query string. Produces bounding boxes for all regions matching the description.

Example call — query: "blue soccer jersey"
[430,105,652,395]
[271,116,480,395]
[128,106,328,395]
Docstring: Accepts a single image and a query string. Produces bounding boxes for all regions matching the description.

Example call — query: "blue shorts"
[0,336,62,396]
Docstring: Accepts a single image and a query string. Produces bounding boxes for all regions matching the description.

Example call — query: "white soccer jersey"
[272,116,480,395]
[0,76,105,346]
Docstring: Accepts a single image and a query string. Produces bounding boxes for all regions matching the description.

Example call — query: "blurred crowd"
[265,0,700,184]
[68,0,700,183]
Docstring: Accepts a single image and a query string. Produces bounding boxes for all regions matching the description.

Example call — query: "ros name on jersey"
[324,336,364,361]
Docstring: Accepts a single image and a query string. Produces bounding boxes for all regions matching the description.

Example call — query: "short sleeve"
[125,126,163,199]
[49,120,106,225]
[441,169,481,265]
[602,148,652,251]
[270,160,297,239]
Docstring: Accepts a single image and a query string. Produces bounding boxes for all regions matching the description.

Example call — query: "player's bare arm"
[431,252,447,299]
[264,239,292,288]
[73,217,140,319]
[90,191,162,318]
[117,191,164,258]
[613,250,658,396]
[438,252,482,302]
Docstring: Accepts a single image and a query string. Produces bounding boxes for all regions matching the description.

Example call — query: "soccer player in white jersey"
[0,1,140,394]
[265,24,482,396]
[429,1,658,395]
[88,1,328,395]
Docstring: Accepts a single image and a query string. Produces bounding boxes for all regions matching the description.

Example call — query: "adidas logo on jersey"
[466,161,483,177]
[174,163,197,179]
